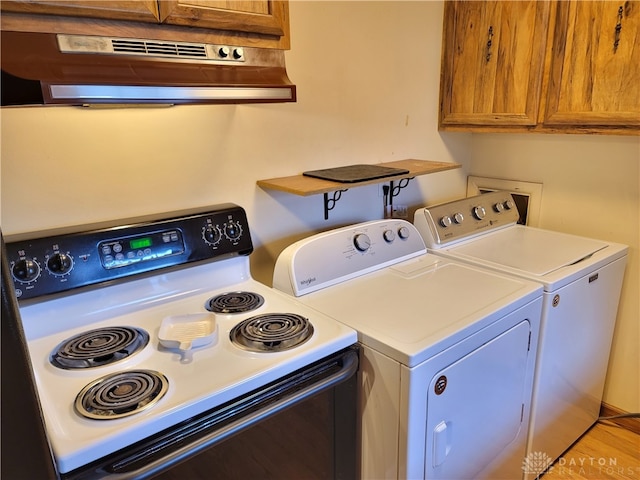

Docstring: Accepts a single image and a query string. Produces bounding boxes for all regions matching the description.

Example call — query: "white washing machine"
[273,219,543,479]
[414,191,628,476]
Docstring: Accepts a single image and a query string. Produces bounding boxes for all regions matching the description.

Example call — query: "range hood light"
[46,85,295,103]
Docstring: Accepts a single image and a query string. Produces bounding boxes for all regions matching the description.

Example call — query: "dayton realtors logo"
[522,451,555,477]
[523,451,640,478]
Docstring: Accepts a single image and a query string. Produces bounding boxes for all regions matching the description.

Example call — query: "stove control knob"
[233,47,244,60]
[453,212,464,224]
[12,258,41,283]
[504,200,515,210]
[203,225,222,246]
[383,229,395,243]
[218,46,230,58]
[47,253,73,276]
[398,226,410,239]
[353,233,371,252]
[224,221,243,241]
[493,202,505,213]
[473,206,486,220]
[440,215,453,228]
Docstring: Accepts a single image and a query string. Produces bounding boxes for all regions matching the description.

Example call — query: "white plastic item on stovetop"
[159,313,218,351]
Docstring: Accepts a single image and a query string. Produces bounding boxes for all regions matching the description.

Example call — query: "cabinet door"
[544,1,640,128]
[0,0,160,23]
[157,0,287,37]
[439,1,550,127]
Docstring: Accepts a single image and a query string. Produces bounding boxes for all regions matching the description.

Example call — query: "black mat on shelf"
[302,164,410,183]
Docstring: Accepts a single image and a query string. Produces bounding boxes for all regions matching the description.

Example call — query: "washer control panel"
[414,191,520,248]
[5,203,252,301]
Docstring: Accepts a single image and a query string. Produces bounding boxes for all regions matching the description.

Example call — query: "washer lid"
[450,226,608,277]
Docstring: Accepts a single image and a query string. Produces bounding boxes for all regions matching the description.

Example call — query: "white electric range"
[273,219,544,479]
[5,204,358,479]
[414,191,628,477]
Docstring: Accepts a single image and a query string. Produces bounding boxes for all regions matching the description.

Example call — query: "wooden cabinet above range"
[158,1,288,37]
[0,1,160,23]
[0,0,290,49]
[439,0,640,135]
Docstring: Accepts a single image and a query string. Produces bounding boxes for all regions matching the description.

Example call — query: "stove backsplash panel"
[5,203,253,301]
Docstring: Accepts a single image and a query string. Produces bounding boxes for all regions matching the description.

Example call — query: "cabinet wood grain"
[543,0,640,128]
[0,0,290,49]
[439,0,640,135]
[440,1,550,127]
[158,1,287,37]
[0,0,160,23]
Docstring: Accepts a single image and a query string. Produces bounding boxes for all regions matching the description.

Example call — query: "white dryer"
[414,191,628,477]
[273,219,543,480]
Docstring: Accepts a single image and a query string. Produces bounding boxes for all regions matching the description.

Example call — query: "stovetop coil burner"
[50,326,149,369]
[75,370,169,420]
[206,291,265,314]
[230,313,314,352]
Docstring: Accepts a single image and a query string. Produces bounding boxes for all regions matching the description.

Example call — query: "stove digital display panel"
[98,229,185,269]
[130,237,152,250]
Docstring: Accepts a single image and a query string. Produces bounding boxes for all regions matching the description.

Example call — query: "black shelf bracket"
[321,177,415,220]
[387,177,414,206]
[323,190,349,220]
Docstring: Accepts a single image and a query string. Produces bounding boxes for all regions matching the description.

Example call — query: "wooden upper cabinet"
[158,1,287,37]
[543,1,640,128]
[0,1,290,48]
[0,1,160,23]
[440,0,639,134]
[439,1,550,127]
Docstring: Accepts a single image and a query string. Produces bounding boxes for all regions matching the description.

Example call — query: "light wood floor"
[542,422,640,479]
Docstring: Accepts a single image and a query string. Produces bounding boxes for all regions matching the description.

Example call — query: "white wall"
[469,134,640,413]
[1,1,637,414]
[0,1,470,287]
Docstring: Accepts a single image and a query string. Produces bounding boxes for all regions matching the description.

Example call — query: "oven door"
[63,346,359,480]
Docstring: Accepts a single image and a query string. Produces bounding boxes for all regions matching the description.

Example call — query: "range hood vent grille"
[59,35,234,62]
[111,39,208,59]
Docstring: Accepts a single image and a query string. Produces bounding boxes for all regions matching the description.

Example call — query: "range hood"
[1,31,296,106]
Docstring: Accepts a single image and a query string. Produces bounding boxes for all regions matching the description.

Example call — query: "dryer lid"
[293,254,542,367]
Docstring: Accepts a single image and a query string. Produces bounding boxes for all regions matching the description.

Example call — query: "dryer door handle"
[433,420,452,467]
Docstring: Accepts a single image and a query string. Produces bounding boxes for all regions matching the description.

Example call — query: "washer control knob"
[504,200,515,210]
[398,226,410,239]
[353,233,371,252]
[383,229,395,243]
[453,212,464,224]
[493,202,505,213]
[12,258,40,283]
[47,253,73,275]
[473,206,486,220]
[440,216,453,228]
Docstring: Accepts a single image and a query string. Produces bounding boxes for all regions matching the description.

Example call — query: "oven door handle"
[95,348,358,480]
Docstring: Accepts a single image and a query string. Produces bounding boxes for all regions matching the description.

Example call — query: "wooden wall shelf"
[257,159,461,219]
